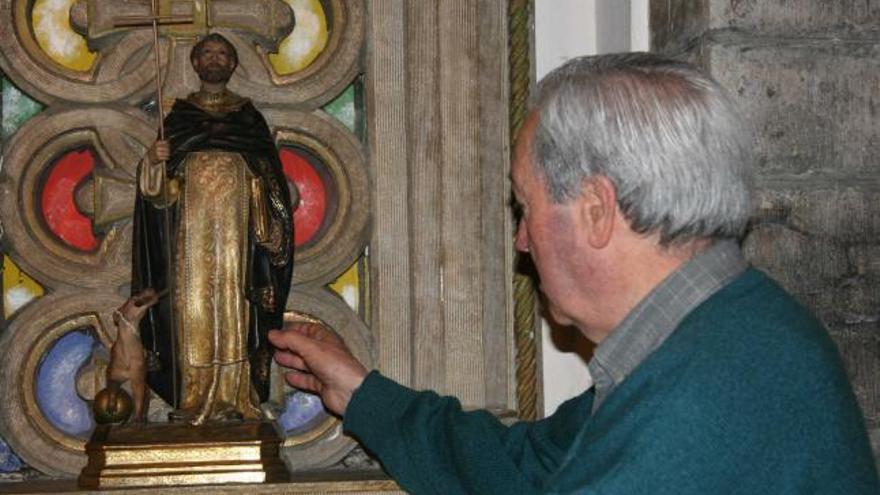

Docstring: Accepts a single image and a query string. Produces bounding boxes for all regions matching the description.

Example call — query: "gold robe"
[174,151,262,423]
[141,150,264,424]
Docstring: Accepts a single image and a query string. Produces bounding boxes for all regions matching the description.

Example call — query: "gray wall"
[651,0,880,464]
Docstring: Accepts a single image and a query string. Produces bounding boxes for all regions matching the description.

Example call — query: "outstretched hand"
[268,323,368,416]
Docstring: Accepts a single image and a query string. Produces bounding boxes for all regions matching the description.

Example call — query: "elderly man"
[269,53,878,493]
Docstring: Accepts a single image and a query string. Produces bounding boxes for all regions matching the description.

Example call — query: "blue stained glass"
[35,330,97,439]
[277,390,326,433]
[0,437,23,472]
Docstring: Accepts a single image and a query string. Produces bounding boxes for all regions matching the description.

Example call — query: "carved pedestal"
[78,421,288,489]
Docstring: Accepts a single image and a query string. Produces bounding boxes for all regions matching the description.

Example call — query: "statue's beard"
[197,64,234,84]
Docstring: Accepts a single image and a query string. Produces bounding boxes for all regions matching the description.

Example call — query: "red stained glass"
[40,149,98,251]
[279,148,327,247]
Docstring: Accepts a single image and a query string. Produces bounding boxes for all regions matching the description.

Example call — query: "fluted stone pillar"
[365,1,516,414]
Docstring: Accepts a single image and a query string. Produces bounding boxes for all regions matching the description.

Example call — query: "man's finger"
[272,348,298,367]
[269,328,301,349]
[270,327,328,352]
[269,329,328,366]
[285,370,321,394]
[268,328,295,346]
[286,322,333,341]
[273,349,309,371]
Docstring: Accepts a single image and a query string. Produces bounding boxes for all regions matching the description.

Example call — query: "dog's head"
[118,288,160,323]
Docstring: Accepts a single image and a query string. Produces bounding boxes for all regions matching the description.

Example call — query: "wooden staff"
[115,3,193,408]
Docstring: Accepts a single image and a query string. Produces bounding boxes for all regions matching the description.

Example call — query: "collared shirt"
[587,239,748,414]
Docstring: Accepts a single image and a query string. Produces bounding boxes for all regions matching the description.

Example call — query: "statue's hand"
[268,324,368,416]
[147,140,171,163]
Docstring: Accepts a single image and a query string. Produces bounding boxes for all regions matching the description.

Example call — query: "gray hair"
[531,52,752,244]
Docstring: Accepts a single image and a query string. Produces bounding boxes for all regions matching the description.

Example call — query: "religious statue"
[131,33,297,426]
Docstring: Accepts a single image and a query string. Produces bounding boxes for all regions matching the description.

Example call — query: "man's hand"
[147,140,170,163]
[268,323,368,416]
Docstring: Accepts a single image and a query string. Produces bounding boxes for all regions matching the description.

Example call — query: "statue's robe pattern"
[175,152,259,421]
[132,91,294,422]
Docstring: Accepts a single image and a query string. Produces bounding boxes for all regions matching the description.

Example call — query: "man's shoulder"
[684,268,826,346]
[661,267,850,400]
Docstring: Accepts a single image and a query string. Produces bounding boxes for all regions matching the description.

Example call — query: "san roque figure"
[132,33,297,426]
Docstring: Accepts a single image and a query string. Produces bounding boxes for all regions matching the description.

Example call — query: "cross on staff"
[114,1,194,409]
[115,1,194,138]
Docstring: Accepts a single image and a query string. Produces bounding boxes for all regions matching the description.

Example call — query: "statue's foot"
[241,408,263,421]
[167,408,198,423]
[214,408,244,422]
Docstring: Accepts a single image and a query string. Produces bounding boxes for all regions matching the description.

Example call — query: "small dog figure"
[103,288,159,424]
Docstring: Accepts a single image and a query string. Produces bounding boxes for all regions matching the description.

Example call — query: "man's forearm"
[343,372,575,495]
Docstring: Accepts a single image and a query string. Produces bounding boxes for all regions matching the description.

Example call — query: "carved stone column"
[365,0,516,413]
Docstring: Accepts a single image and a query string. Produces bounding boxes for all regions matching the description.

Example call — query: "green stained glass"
[323,84,355,132]
[2,77,44,140]
[321,78,364,141]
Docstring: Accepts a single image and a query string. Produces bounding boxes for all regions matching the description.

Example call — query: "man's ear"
[579,175,617,249]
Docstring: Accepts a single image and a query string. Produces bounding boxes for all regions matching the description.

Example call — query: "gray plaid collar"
[587,239,748,413]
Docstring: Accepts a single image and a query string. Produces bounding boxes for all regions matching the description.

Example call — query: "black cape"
[132,97,293,407]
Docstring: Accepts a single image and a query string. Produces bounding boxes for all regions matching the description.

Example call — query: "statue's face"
[192,40,236,84]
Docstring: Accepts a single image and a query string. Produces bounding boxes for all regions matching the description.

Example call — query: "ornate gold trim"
[79,421,288,489]
[186,89,249,114]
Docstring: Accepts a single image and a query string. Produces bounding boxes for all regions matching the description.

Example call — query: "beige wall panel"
[366,0,514,411]
[365,0,413,386]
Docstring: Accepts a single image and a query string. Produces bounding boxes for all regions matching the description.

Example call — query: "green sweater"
[344,269,879,494]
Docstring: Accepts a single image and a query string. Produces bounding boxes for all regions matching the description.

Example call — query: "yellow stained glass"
[329,258,360,314]
[32,0,96,71]
[2,255,44,319]
[269,0,329,75]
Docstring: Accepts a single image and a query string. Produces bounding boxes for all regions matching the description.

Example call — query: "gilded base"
[78,421,289,489]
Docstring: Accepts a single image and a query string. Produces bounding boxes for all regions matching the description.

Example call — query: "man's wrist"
[344,369,376,413]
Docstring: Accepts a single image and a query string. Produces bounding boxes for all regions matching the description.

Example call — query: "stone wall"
[651,0,880,465]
